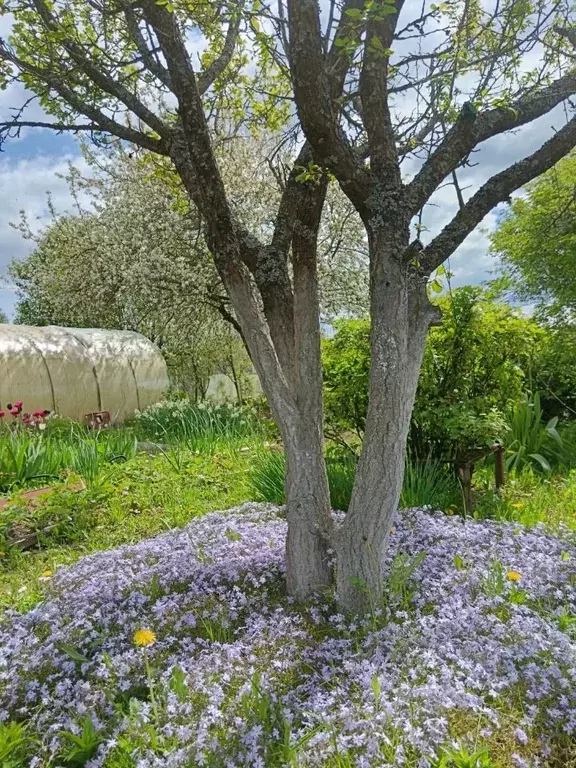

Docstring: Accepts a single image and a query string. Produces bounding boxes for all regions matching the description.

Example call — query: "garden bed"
[1,503,575,766]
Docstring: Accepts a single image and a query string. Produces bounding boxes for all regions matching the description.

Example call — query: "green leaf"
[453,553,465,570]
[345,8,364,18]
[55,642,91,664]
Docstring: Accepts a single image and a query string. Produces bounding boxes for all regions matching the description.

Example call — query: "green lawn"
[0,444,257,612]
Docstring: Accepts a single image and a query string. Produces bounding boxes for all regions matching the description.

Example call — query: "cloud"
[0,152,87,318]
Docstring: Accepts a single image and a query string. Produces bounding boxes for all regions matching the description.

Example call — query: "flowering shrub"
[1,504,576,766]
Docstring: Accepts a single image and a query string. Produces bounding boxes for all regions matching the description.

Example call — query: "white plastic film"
[0,324,169,422]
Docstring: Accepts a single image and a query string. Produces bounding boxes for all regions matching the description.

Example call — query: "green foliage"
[490,152,576,316]
[59,718,104,766]
[434,742,495,767]
[250,450,459,512]
[322,287,542,468]
[0,426,137,493]
[412,286,540,465]
[505,391,565,472]
[132,400,261,450]
[0,444,258,612]
[0,721,34,767]
[531,321,576,421]
[322,319,370,437]
[400,459,460,510]
[248,450,356,510]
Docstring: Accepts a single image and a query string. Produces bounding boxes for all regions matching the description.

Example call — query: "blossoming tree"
[1,0,575,611]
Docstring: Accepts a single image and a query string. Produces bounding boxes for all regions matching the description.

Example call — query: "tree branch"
[124,7,172,89]
[30,0,169,138]
[420,115,576,272]
[359,1,405,180]
[286,0,371,213]
[407,70,576,216]
[197,5,243,95]
[0,43,168,154]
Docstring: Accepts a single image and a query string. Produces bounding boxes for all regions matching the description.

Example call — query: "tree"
[2,0,576,612]
[490,152,576,318]
[0,310,7,324]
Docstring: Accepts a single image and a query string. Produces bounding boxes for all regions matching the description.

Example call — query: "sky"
[0,8,572,320]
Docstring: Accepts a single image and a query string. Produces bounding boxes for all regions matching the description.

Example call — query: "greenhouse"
[0,324,169,422]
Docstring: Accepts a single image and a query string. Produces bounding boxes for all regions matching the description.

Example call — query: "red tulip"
[22,416,31,424]
[33,410,44,418]
[0,411,4,418]
[9,407,19,416]
[14,401,23,409]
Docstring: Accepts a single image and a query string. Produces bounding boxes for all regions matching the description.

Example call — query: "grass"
[0,424,138,493]
[131,399,262,450]
[0,444,257,612]
[249,450,460,512]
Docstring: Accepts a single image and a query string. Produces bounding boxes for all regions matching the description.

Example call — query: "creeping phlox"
[1,503,575,766]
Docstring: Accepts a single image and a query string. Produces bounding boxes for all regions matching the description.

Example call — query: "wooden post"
[495,444,505,490]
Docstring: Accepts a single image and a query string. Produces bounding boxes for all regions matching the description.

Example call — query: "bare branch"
[286,0,371,213]
[420,115,576,272]
[407,71,576,216]
[197,5,243,95]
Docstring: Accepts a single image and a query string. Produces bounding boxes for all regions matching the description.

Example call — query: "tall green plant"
[506,392,565,472]
[250,451,458,512]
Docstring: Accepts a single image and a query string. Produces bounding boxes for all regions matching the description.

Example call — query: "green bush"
[323,287,543,471]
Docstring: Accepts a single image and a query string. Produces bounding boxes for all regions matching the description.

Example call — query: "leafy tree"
[0,310,7,324]
[490,152,576,317]
[531,321,576,421]
[2,0,576,611]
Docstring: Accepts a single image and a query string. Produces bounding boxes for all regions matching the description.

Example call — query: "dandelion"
[133,628,157,647]
[507,570,522,582]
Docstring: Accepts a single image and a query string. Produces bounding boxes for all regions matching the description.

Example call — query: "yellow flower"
[133,628,157,647]
[41,569,52,577]
[511,503,524,509]
[507,570,522,582]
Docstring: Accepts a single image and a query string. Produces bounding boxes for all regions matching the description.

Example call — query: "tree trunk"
[284,174,334,600]
[335,231,436,613]
[284,423,333,599]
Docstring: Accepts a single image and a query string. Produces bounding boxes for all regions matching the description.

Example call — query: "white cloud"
[0,153,88,318]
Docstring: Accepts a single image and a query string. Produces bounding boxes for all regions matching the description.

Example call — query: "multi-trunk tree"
[1,0,576,611]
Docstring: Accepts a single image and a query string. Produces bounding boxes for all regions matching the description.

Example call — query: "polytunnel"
[0,324,170,422]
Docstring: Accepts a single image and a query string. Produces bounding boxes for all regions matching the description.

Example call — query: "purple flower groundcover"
[1,502,576,767]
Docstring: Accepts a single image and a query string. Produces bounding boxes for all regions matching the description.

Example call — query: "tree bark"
[284,176,334,599]
[335,230,435,613]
